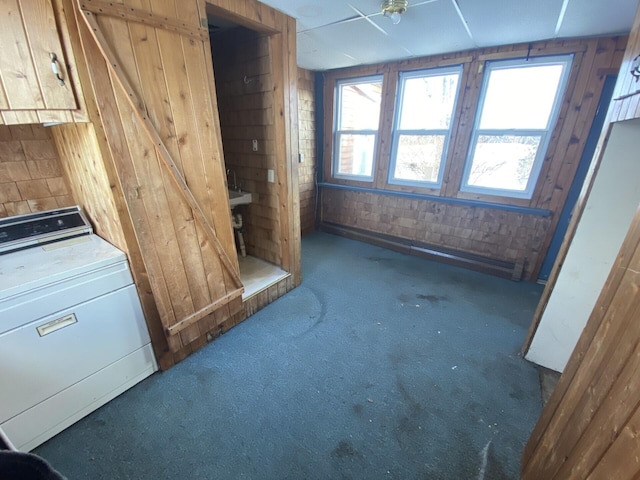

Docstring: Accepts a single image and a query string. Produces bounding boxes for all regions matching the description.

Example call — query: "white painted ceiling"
[257,0,639,70]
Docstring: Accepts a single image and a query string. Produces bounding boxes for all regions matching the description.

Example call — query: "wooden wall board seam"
[176,20,236,332]
[128,0,211,345]
[527,41,607,276]
[77,13,182,351]
[522,195,640,477]
[554,339,640,478]
[522,284,640,478]
[81,10,242,289]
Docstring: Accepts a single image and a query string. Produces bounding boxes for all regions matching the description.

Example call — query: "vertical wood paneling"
[522,5,640,477]
[269,14,300,279]
[611,5,640,122]
[174,0,236,334]
[75,0,245,357]
[38,2,172,367]
[125,0,207,347]
[76,11,182,356]
[55,0,301,368]
[522,205,640,479]
[50,123,126,249]
[0,124,74,217]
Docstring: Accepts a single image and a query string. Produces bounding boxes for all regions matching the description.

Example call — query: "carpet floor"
[34,232,544,479]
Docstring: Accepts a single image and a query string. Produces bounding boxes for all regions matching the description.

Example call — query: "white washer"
[0,207,157,451]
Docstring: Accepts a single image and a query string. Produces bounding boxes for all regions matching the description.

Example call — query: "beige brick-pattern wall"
[298,68,317,235]
[0,124,74,218]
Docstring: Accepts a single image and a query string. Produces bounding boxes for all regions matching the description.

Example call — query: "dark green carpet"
[34,232,544,479]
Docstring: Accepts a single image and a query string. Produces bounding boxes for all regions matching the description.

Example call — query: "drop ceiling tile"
[556,0,636,38]
[260,0,637,70]
[297,31,359,70]
[308,18,417,68]
[258,0,362,32]
[457,0,562,46]
[369,1,476,59]
[343,0,387,17]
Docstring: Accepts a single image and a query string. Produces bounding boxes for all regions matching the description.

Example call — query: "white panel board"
[304,18,413,68]
[297,31,359,70]
[557,0,636,38]
[257,0,636,70]
[526,118,640,372]
[370,1,476,59]
[257,0,362,32]
[456,0,561,46]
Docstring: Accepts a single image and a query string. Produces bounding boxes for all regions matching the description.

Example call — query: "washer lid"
[0,234,127,302]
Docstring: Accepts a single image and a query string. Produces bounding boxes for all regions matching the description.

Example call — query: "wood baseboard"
[320,222,524,281]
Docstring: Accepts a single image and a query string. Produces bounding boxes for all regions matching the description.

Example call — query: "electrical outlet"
[252,139,258,152]
[299,153,305,163]
[267,169,275,183]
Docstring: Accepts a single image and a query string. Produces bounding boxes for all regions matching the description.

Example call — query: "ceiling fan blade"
[297,0,442,34]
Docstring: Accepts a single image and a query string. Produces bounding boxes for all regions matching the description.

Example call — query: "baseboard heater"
[320,222,525,281]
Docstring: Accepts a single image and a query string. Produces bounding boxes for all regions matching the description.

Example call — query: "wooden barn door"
[75,0,243,354]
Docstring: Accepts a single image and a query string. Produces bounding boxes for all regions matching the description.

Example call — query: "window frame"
[460,54,574,199]
[332,74,384,182]
[388,64,463,189]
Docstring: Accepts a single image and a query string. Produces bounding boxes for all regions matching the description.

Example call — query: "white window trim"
[388,65,463,189]
[460,54,573,199]
[332,75,384,182]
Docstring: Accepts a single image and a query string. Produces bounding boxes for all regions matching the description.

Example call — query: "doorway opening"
[207,15,288,299]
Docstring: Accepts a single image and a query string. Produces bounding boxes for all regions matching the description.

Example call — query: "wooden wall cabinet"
[0,0,87,124]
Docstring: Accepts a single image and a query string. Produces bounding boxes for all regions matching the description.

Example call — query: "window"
[461,55,573,198]
[389,65,462,188]
[333,76,383,181]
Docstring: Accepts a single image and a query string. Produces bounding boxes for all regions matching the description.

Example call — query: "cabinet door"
[0,0,77,110]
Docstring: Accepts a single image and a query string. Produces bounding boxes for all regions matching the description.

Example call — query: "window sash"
[461,54,573,199]
[465,130,546,195]
[388,65,462,188]
[333,75,383,182]
[389,129,449,186]
[334,131,377,180]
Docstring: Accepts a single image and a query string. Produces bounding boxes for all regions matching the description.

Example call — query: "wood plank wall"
[610,3,640,122]
[211,27,282,265]
[0,124,74,217]
[320,37,626,280]
[54,0,248,369]
[50,123,128,253]
[522,179,640,479]
[521,5,640,478]
[298,67,317,235]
